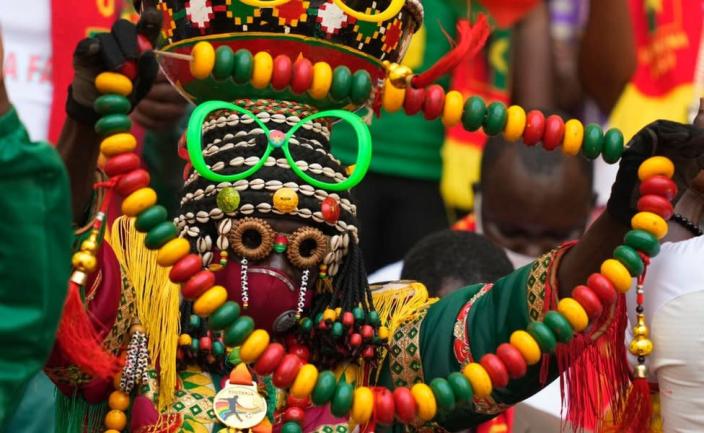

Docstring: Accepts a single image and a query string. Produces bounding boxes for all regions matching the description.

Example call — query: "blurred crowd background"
[1,0,699,431]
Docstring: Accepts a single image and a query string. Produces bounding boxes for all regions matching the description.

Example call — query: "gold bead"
[72,251,97,273]
[80,239,99,254]
[632,315,649,338]
[387,63,413,88]
[633,363,649,379]
[130,324,145,335]
[629,337,653,357]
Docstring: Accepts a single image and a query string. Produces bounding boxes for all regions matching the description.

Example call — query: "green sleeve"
[0,108,73,429]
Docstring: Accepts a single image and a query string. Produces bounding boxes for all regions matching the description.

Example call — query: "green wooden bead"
[483,102,508,136]
[461,96,486,131]
[281,422,302,433]
[300,317,313,332]
[135,205,168,233]
[233,49,254,84]
[331,380,354,417]
[144,221,178,250]
[350,71,372,105]
[212,341,225,356]
[95,114,132,136]
[330,66,352,101]
[527,321,557,353]
[94,94,131,115]
[223,316,255,346]
[352,307,365,322]
[368,310,380,326]
[430,378,456,411]
[312,371,337,405]
[213,46,236,80]
[602,128,624,164]
[332,321,344,338]
[613,245,644,276]
[191,338,200,352]
[208,301,241,330]
[190,314,202,328]
[582,123,604,160]
[447,372,473,403]
[543,311,574,343]
[624,229,660,256]
[216,187,241,213]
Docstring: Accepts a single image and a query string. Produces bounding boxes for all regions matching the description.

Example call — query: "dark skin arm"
[578,0,636,114]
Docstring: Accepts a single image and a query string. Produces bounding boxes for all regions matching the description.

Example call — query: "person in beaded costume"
[33,2,704,433]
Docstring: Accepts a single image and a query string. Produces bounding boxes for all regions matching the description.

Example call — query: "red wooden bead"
[523,110,546,146]
[350,333,362,347]
[639,175,678,201]
[181,270,216,300]
[104,152,141,177]
[120,61,138,80]
[423,85,445,120]
[362,346,376,359]
[374,388,396,425]
[496,343,527,379]
[289,343,310,362]
[479,353,509,388]
[393,387,417,424]
[572,285,604,320]
[169,254,203,282]
[403,86,425,115]
[636,292,644,305]
[586,273,618,307]
[542,114,565,150]
[283,406,305,423]
[360,325,374,340]
[341,312,355,327]
[321,197,341,224]
[273,354,302,388]
[199,336,212,351]
[115,168,151,196]
[291,58,314,94]
[637,194,674,219]
[287,394,310,408]
[271,55,293,90]
[254,343,286,375]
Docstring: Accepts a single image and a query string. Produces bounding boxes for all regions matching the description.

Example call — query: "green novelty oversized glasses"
[186,101,372,192]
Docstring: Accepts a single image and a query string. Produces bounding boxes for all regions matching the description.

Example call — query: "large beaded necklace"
[70,40,676,433]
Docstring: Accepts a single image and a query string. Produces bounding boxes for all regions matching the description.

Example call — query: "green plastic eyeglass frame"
[186,100,372,192]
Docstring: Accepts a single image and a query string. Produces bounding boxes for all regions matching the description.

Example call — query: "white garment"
[627,235,704,433]
[0,0,53,141]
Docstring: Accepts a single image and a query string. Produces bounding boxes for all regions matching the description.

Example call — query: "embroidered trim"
[388,312,427,387]
[452,283,494,366]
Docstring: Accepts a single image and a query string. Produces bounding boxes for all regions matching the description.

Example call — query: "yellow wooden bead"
[240,329,271,363]
[310,62,333,100]
[121,187,157,217]
[252,51,274,89]
[382,79,405,113]
[562,119,584,156]
[273,187,299,213]
[193,285,228,317]
[411,383,437,421]
[442,90,464,127]
[100,133,137,157]
[322,308,336,322]
[509,330,542,365]
[156,238,191,267]
[104,409,127,430]
[190,41,216,80]
[631,211,669,240]
[95,72,133,96]
[637,156,675,181]
[350,386,374,424]
[105,430,121,433]
[504,105,527,141]
[378,326,389,340]
[290,364,319,398]
[600,259,633,293]
[462,362,493,397]
[556,298,589,332]
[108,390,130,411]
[178,333,193,346]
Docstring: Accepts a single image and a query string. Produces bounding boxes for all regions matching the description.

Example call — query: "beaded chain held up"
[66,36,678,433]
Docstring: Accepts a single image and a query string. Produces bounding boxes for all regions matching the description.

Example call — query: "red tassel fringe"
[410,15,490,89]
[55,281,122,380]
[616,378,652,433]
[558,295,632,432]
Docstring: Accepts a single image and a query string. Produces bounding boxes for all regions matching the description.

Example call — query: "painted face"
[480,150,593,258]
[216,218,328,333]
